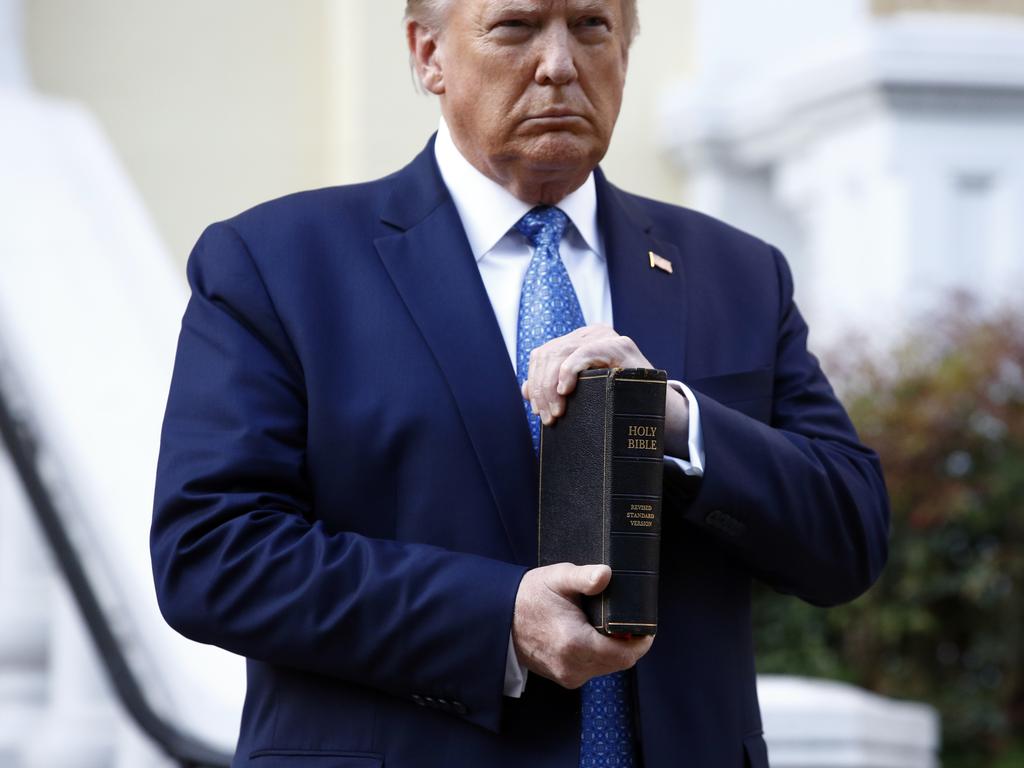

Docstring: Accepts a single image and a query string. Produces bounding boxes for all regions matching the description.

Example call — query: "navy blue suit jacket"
[152,137,889,768]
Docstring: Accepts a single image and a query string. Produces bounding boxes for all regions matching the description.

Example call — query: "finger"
[529,327,599,421]
[557,343,613,397]
[544,331,592,419]
[618,634,655,658]
[556,354,591,398]
[577,563,612,595]
[540,346,568,422]
[586,632,655,673]
[546,563,611,597]
[532,341,566,425]
[558,335,653,395]
[527,348,542,415]
[554,326,614,396]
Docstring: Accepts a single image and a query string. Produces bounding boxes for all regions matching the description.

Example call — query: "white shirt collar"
[434,118,602,262]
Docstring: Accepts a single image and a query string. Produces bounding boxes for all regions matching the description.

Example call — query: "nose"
[534,25,577,85]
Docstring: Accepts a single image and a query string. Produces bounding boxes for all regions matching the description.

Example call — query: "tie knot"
[515,206,568,249]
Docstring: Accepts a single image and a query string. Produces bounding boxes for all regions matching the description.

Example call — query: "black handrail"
[0,377,232,768]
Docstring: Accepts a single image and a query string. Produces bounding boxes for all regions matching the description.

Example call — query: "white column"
[21,581,117,768]
[0,0,28,89]
[0,448,50,767]
[322,1,439,185]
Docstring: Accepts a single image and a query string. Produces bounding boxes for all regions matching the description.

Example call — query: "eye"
[574,15,612,36]
[489,17,535,40]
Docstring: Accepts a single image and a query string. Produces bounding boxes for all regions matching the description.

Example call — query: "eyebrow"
[484,0,613,16]
[572,0,611,14]
[483,0,539,14]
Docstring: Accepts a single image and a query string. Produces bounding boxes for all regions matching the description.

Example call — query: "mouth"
[528,108,585,120]
[521,112,588,129]
[532,108,583,119]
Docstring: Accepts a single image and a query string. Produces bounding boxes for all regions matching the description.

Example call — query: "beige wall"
[27,0,330,262]
[323,3,440,185]
[603,0,694,203]
[26,1,693,263]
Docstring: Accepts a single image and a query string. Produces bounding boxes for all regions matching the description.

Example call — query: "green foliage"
[752,298,1024,766]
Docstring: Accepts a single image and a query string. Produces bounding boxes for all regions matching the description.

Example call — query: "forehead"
[459,0,621,20]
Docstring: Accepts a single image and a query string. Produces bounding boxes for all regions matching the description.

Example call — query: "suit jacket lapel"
[596,170,689,380]
[374,140,538,565]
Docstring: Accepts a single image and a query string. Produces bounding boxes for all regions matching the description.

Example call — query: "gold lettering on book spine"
[626,423,659,451]
[625,509,656,528]
[627,425,658,437]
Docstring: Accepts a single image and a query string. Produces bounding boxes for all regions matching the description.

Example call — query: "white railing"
[759,676,940,768]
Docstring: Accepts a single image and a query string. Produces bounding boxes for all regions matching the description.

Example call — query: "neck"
[500,171,591,206]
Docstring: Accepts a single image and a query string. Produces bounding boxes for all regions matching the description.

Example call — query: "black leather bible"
[538,367,666,636]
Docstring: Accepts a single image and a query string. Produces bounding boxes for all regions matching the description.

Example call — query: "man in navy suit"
[151,1,889,766]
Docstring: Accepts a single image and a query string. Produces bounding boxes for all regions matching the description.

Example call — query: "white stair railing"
[0,2,245,762]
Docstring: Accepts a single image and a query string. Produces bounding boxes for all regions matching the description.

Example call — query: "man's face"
[426,0,629,203]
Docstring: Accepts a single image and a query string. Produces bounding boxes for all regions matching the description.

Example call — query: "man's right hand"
[512,563,654,689]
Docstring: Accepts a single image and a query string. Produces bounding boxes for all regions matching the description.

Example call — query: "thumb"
[550,563,611,596]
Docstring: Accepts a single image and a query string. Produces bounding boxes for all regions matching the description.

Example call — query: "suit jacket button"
[452,701,468,715]
[437,698,451,711]
[424,696,438,708]
[412,694,426,706]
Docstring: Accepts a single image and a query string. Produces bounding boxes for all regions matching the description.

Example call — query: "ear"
[406,20,445,95]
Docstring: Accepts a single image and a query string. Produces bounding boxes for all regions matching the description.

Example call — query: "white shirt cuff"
[665,380,705,477]
[503,631,528,698]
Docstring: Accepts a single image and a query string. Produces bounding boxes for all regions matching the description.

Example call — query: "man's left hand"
[521,324,689,456]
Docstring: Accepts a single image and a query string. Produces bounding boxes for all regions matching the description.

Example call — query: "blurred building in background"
[5,0,1024,765]
[667,0,1024,344]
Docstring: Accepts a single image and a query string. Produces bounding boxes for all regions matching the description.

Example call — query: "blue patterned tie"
[513,206,638,768]
[514,206,584,452]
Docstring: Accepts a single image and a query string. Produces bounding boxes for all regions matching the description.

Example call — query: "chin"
[518,132,605,176]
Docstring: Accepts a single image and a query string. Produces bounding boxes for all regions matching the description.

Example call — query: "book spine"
[537,371,607,571]
[599,370,665,636]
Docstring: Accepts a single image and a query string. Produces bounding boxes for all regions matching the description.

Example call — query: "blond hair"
[403,0,639,43]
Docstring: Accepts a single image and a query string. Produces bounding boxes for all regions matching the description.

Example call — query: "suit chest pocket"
[688,367,774,424]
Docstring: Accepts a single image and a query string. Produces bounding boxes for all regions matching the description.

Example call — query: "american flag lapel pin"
[649,251,673,274]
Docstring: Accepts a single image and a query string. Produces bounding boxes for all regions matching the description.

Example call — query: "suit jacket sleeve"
[664,246,890,607]
[150,222,527,732]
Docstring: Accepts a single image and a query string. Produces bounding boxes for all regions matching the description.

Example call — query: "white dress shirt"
[433,119,705,697]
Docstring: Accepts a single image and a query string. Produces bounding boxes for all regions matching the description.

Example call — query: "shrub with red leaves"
[753,297,1024,768]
